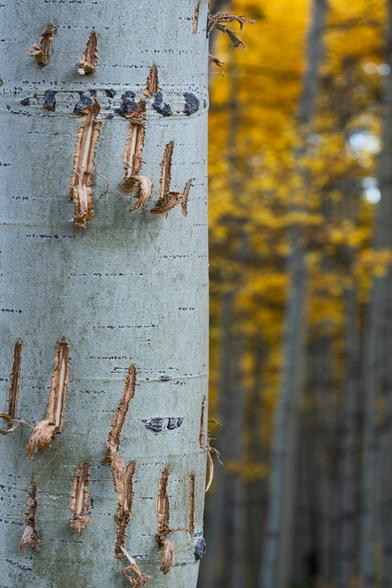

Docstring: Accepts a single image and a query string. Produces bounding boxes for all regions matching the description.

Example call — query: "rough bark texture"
[0,1,209,586]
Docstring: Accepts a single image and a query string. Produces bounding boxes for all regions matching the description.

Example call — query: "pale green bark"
[0,1,209,586]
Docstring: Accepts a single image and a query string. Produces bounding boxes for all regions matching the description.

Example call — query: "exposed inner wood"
[189,473,195,536]
[115,461,136,556]
[27,339,70,460]
[143,64,161,99]
[193,1,201,34]
[70,462,92,533]
[105,364,136,461]
[78,31,98,74]
[159,142,174,199]
[199,396,206,447]
[19,484,40,552]
[70,100,102,227]
[8,339,22,420]
[150,143,191,216]
[120,546,151,587]
[28,24,55,66]
[156,469,174,574]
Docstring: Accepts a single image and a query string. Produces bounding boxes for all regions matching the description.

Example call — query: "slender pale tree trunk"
[361,2,392,586]
[0,1,209,586]
[259,1,329,587]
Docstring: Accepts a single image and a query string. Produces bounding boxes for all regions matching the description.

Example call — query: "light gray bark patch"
[183,92,200,115]
[194,536,206,560]
[73,90,95,114]
[43,90,57,112]
[116,91,139,117]
[152,92,172,117]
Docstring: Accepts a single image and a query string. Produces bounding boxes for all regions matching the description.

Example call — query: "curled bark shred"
[28,25,56,66]
[120,546,151,587]
[209,53,226,70]
[127,176,153,212]
[0,413,20,435]
[150,180,192,217]
[27,420,57,460]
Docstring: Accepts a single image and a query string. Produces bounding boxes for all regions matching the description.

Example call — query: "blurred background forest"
[198,0,392,587]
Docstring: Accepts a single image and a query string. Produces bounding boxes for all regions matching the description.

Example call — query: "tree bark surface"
[0,1,209,587]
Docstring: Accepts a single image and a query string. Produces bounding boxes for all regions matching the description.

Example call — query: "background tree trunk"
[259,1,329,586]
[0,1,209,586]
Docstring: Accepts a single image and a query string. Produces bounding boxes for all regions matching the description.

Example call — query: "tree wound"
[8,339,22,420]
[143,64,161,99]
[19,484,40,553]
[78,31,98,75]
[28,24,56,67]
[70,462,92,533]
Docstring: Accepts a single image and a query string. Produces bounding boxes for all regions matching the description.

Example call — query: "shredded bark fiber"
[8,339,22,420]
[118,109,153,211]
[115,461,136,556]
[143,64,161,99]
[28,24,55,66]
[70,462,93,533]
[207,12,255,65]
[19,484,40,552]
[70,99,102,227]
[156,469,174,574]
[27,340,70,460]
[120,546,151,587]
[104,365,136,461]
[78,31,98,74]
[150,143,191,216]
[193,1,201,34]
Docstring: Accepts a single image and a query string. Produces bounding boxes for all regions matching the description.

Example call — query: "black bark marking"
[183,92,200,116]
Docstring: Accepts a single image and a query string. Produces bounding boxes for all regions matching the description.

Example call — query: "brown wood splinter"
[120,546,151,587]
[150,142,192,217]
[70,99,102,227]
[189,473,195,536]
[9,339,22,420]
[78,31,98,74]
[28,25,56,67]
[143,64,161,99]
[27,339,70,459]
[70,462,93,533]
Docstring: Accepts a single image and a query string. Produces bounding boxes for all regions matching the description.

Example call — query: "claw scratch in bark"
[8,340,22,420]
[120,546,151,587]
[150,142,192,217]
[143,64,161,99]
[189,473,195,536]
[78,31,98,75]
[27,339,70,460]
[19,484,40,553]
[70,462,92,533]
[28,25,56,67]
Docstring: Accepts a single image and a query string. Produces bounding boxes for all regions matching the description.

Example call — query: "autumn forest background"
[198,0,392,587]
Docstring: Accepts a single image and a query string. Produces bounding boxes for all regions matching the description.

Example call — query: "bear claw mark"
[70,462,93,533]
[104,364,136,463]
[8,340,22,420]
[70,98,102,227]
[78,31,98,75]
[143,64,161,99]
[120,546,151,587]
[27,339,70,460]
[19,484,40,553]
[28,24,56,67]
[150,142,192,217]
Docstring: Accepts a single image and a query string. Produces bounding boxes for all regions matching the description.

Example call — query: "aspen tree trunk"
[0,1,209,587]
[259,1,328,586]
[361,1,392,586]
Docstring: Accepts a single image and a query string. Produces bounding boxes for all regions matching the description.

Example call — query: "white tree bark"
[0,1,209,586]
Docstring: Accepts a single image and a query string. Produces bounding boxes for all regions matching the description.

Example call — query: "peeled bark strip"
[105,364,136,461]
[199,396,206,447]
[115,461,136,556]
[27,340,70,460]
[158,142,174,199]
[70,462,92,533]
[118,109,153,211]
[189,473,195,536]
[78,31,98,75]
[28,24,55,66]
[19,484,40,553]
[143,64,161,99]
[157,469,174,574]
[150,180,191,216]
[70,99,102,227]
[193,1,201,34]
[120,546,151,587]
[8,339,22,420]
